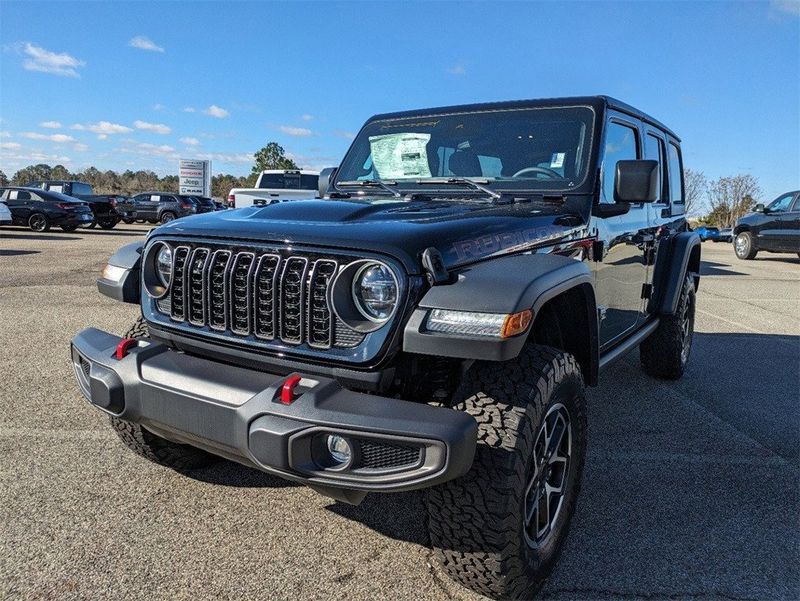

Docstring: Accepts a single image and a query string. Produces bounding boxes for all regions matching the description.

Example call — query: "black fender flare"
[403,253,598,375]
[648,231,701,315]
[96,241,143,304]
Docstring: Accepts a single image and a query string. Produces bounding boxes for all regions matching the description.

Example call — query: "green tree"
[0,170,8,186]
[251,142,298,173]
[11,163,54,185]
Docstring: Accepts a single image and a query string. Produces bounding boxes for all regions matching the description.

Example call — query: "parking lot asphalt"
[1,225,798,601]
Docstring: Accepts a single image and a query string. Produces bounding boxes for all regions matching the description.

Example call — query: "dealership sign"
[179,159,211,196]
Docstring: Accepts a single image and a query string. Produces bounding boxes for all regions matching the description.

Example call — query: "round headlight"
[156,244,172,287]
[352,263,397,322]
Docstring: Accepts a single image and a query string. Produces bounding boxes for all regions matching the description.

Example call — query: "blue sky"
[0,0,797,203]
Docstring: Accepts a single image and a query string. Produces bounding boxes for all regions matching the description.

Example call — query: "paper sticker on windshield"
[369,133,432,179]
[550,152,565,169]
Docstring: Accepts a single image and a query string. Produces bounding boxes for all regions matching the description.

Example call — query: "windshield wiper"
[415,177,501,200]
[336,179,402,198]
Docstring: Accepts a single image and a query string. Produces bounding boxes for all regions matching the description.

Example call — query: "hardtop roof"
[368,95,680,142]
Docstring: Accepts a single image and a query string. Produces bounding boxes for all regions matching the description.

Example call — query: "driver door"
[592,116,650,348]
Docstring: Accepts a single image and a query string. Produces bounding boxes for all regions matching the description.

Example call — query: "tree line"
[1,146,762,227]
[0,142,299,200]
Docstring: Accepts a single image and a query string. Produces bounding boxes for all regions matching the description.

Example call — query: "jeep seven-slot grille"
[157,243,366,350]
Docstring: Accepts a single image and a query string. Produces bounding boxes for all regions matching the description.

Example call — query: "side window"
[601,121,639,204]
[768,193,794,213]
[644,133,666,202]
[17,191,31,201]
[150,195,161,202]
[8,190,19,200]
[29,192,43,202]
[667,142,684,203]
[792,194,800,212]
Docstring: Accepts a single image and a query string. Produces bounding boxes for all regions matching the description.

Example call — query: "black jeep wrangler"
[71,96,700,600]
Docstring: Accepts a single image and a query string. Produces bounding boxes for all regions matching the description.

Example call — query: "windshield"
[335,106,594,193]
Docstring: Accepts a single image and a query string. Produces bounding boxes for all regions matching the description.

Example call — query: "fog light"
[326,435,353,466]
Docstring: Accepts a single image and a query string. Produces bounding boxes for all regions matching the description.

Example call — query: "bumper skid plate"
[71,328,477,501]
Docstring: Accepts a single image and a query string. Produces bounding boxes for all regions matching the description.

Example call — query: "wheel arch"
[648,231,701,316]
[403,253,599,385]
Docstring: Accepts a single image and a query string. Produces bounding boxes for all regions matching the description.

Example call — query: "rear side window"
[667,142,683,202]
[601,121,639,204]
[644,133,666,202]
[71,182,92,195]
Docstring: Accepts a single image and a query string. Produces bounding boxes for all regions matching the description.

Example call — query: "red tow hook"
[280,374,303,404]
[115,338,138,360]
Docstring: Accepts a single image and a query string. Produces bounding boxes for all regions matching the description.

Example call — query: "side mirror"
[753,203,765,213]
[614,160,659,203]
[318,167,337,198]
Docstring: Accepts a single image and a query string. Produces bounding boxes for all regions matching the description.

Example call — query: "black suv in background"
[115,192,198,224]
[177,195,218,214]
[733,190,800,259]
[28,180,124,229]
[0,187,94,231]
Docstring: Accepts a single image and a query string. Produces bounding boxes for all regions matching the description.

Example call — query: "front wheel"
[60,224,78,232]
[427,345,587,600]
[109,317,217,470]
[734,231,757,260]
[28,213,50,232]
[122,217,135,224]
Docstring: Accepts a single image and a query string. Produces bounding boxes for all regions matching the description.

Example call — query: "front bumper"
[70,328,477,501]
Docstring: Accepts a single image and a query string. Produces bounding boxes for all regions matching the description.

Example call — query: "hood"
[155,197,589,274]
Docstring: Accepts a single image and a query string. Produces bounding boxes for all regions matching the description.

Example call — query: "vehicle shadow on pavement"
[183,460,301,489]
[321,332,800,599]
[699,260,748,277]
[0,232,82,241]
[77,228,149,237]
[0,249,40,256]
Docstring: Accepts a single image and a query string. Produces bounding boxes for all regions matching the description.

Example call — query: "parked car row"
[695,225,733,242]
[0,182,226,232]
[733,190,800,260]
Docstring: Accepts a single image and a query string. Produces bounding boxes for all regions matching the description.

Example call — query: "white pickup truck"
[227,170,319,208]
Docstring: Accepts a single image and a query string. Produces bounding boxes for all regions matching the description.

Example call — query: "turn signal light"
[501,310,533,339]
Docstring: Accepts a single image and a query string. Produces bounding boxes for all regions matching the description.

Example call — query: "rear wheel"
[122,217,135,224]
[109,317,217,470]
[427,345,587,600]
[640,273,696,380]
[97,216,119,229]
[86,220,97,229]
[734,231,757,260]
[160,211,176,224]
[28,213,50,232]
[60,224,78,232]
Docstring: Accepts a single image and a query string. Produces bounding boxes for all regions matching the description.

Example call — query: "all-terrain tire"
[734,231,757,260]
[97,216,119,229]
[640,273,696,380]
[109,317,216,469]
[426,345,587,600]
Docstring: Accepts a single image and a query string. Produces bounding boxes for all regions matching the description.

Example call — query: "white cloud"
[0,142,21,150]
[302,114,314,122]
[771,0,800,15]
[19,132,76,143]
[334,130,356,140]
[153,103,165,111]
[73,143,89,152]
[0,131,12,138]
[71,121,133,135]
[20,42,85,77]
[39,121,62,129]
[183,107,196,113]
[203,104,229,118]
[0,150,71,163]
[194,151,253,164]
[128,36,165,53]
[446,63,467,75]
[134,120,171,134]
[97,134,108,140]
[280,125,313,137]
[180,137,200,146]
